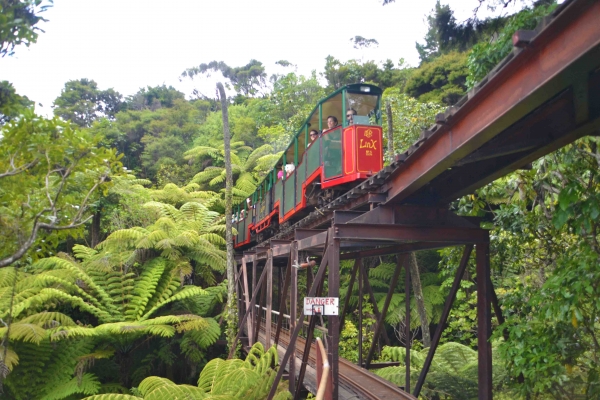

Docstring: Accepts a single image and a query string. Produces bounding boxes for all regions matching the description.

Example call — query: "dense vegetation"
[1,0,598,398]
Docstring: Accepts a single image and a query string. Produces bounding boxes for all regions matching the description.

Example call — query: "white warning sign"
[304,297,339,316]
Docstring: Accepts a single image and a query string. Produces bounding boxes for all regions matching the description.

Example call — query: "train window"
[345,92,379,124]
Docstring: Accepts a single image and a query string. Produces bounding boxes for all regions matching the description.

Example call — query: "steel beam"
[366,254,406,368]
[297,230,329,250]
[328,232,341,400]
[361,264,391,346]
[274,253,291,346]
[265,250,273,348]
[477,242,493,400]
[405,256,411,393]
[267,234,331,400]
[289,241,298,394]
[334,223,489,244]
[339,242,461,260]
[383,0,600,205]
[229,263,268,359]
[339,259,360,334]
[414,245,473,397]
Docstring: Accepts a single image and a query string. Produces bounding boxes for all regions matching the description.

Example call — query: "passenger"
[277,169,284,180]
[346,109,357,125]
[326,116,339,130]
[308,129,319,146]
[285,163,295,178]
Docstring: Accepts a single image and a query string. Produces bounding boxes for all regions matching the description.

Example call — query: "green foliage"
[376,342,508,399]
[0,0,52,57]
[382,88,445,159]
[0,79,33,123]
[466,2,557,88]
[416,0,506,63]
[53,79,124,127]
[84,344,291,399]
[0,110,122,267]
[405,52,469,105]
[338,306,375,363]
[322,56,413,92]
[183,60,267,97]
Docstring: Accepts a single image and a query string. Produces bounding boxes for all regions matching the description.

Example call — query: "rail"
[247,307,415,400]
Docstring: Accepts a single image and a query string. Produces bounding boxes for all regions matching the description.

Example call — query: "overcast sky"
[2,0,525,116]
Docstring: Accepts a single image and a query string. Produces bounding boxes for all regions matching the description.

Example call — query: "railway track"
[258,327,415,400]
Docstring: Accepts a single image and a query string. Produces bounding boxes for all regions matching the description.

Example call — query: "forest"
[1,0,599,398]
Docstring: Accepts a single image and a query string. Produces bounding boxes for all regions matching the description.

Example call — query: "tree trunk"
[217,83,237,352]
[90,211,101,248]
[386,102,394,159]
[409,252,431,348]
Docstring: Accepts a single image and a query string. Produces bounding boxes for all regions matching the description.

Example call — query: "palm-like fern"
[339,260,445,330]
[81,343,292,400]
[98,201,226,286]
[376,342,509,399]
[0,248,225,399]
[186,143,282,203]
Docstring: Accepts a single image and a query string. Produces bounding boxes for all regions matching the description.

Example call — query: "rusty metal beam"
[274,253,292,346]
[361,263,391,346]
[265,251,273,348]
[340,242,461,260]
[413,244,474,397]
[365,254,406,368]
[405,256,411,393]
[383,0,600,205]
[334,223,489,244]
[297,230,328,250]
[229,262,268,359]
[339,259,360,335]
[477,242,493,400]
[328,234,341,400]
[267,232,331,400]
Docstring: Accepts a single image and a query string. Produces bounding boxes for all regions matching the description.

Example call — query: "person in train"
[346,108,357,125]
[277,169,284,180]
[326,116,339,130]
[308,129,319,146]
[285,163,295,178]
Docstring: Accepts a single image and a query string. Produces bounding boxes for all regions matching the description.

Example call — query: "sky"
[2,0,525,116]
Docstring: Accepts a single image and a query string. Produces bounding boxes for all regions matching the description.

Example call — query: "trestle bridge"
[231,0,600,398]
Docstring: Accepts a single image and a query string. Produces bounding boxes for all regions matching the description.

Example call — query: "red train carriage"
[234,84,384,248]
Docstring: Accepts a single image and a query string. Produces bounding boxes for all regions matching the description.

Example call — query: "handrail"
[254,305,328,333]
[315,337,330,400]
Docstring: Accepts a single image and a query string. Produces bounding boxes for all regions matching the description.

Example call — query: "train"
[233,84,384,248]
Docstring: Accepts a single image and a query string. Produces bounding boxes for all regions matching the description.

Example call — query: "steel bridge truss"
[232,206,498,400]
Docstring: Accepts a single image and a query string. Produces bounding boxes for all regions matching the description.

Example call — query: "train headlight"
[360,86,371,92]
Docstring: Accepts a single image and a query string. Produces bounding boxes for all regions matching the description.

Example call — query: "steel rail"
[258,325,415,400]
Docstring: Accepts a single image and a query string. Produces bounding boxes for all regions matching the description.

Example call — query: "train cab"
[234,84,384,248]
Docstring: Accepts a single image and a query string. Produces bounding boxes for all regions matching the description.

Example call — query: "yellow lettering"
[359,139,378,150]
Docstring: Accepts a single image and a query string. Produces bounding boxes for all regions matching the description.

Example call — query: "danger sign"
[304,297,339,316]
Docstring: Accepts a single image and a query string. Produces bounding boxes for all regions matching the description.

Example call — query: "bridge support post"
[242,257,252,344]
[265,250,273,348]
[476,241,493,400]
[327,232,340,400]
[289,241,298,394]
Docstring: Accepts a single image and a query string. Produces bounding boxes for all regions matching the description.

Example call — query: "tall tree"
[216,82,237,354]
[53,79,124,127]
[183,60,267,97]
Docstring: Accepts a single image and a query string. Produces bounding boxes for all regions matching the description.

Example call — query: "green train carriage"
[234,84,384,248]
